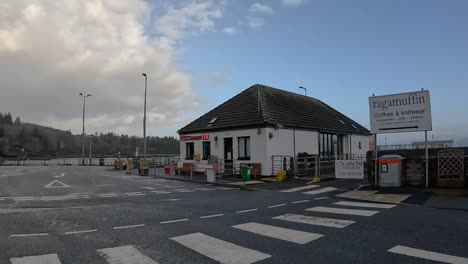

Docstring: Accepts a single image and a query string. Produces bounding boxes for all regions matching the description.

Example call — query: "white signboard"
[369,90,432,134]
[335,160,364,179]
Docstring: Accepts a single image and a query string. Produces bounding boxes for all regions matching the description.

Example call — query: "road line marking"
[141,187,156,190]
[274,213,355,228]
[388,245,468,264]
[113,224,145,230]
[268,203,286,208]
[0,198,4,201]
[200,214,224,219]
[171,232,270,264]
[10,253,61,264]
[314,197,329,200]
[236,208,258,214]
[162,198,181,202]
[99,193,118,198]
[160,218,189,224]
[127,193,146,196]
[291,200,310,204]
[64,229,97,235]
[150,191,171,194]
[233,222,323,244]
[14,197,34,201]
[175,189,195,193]
[303,187,337,195]
[44,179,70,188]
[125,192,144,195]
[10,233,50,237]
[306,206,379,216]
[201,188,216,191]
[97,245,158,264]
[334,201,396,209]
[281,185,320,192]
[195,187,215,191]
[217,187,233,190]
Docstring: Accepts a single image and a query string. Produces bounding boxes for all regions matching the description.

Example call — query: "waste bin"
[99,158,105,166]
[241,165,251,181]
[378,155,404,187]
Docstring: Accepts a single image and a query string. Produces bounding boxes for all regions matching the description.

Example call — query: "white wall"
[180,128,268,174]
[350,134,371,158]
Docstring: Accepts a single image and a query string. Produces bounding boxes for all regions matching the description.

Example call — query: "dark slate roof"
[178,84,370,135]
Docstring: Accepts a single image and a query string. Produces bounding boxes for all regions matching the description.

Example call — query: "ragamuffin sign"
[369,90,432,134]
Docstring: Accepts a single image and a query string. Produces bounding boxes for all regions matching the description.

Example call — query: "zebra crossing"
[12,198,463,264]
[280,184,339,196]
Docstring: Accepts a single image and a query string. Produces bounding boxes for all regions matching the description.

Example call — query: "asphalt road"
[0,166,467,264]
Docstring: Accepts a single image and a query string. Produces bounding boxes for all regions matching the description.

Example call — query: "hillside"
[0,113,180,157]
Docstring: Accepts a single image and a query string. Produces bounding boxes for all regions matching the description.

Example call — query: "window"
[238,137,251,160]
[202,141,211,160]
[359,141,362,149]
[185,142,194,159]
[320,133,344,156]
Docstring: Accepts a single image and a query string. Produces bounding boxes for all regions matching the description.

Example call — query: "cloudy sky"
[1,0,467,145]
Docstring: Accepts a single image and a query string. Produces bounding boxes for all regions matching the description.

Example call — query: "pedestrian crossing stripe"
[97,245,159,264]
[10,253,61,264]
[274,213,355,228]
[306,206,379,216]
[334,201,396,209]
[171,232,271,264]
[233,222,323,244]
[388,245,468,264]
[303,187,337,195]
[280,185,320,192]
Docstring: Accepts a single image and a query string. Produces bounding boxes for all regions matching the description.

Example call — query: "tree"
[3,113,13,125]
[0,127,4,138]
[14,117,21,125]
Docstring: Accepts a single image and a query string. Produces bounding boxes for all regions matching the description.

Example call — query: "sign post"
[369,90,432,188]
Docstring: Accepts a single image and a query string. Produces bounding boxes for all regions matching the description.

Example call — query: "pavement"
[0,165,467,263]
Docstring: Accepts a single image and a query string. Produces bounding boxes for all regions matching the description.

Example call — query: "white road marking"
[44,180,70,188]
[150,191,171,194]
[162,199,181,202]
[306,206,379,216]
[217,187,233,190]
[64,229,97,235]
[388,245,468,264]
[14,197,35,201]
[54,173,65,178]
[200,214,224,219]
[268,203,286,208]
[171,232,271,264]
[126,192,146,196]
[334,201,396,209]
[141,187,156,190]
[99,193,118,198]
[10,253,61,264]
[195,187,216,191]
[175,189,195,193]
[0,198,4,201]
[274,213,355,228]
[10,233,50,237]
[236,208,258,214]
[281,185,320,192]
[233,222,323,244]
[126,192,144,195]
[201,189,217,191]
[113,224,145,230]
[97,245,158,264]
[160,218,189,224]
[303,187,337,195]
[314,197,329,200]
[291,200,310,204]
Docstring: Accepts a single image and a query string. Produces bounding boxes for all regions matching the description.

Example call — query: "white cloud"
[155,1,225,49]
[281,0,307,8]
[249,3,274,16]
[247,3,274,30]
[0,0,225,136]
[223,26,238,35]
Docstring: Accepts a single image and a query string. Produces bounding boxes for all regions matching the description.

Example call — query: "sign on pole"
[369,90,432,134]
[335,160,364,179]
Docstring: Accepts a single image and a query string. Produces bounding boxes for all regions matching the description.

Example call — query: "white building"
[178,84,371,176]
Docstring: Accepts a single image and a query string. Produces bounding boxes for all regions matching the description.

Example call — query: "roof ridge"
[256,86,268,125]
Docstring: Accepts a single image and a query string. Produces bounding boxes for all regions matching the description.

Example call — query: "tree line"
[0,113,180,157]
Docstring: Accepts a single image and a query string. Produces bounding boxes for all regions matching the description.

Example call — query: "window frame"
[202,141,211,160]
[185,142,194,160]
[237,136,251,160]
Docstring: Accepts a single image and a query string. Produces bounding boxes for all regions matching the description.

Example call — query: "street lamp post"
[142,73,147,162]
[299,86,307,96]
[79,93,91,165]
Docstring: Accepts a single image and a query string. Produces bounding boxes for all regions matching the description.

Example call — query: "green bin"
[241,165,251,181]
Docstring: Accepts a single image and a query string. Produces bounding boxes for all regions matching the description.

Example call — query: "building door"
[224,138,233,176]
